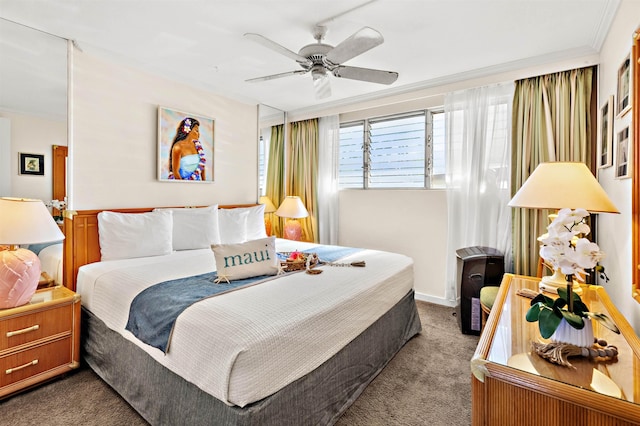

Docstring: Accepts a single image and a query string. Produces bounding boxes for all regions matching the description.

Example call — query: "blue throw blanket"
[125,245,361,353]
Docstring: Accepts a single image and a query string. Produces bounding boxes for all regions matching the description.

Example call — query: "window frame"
[339,109,443,190]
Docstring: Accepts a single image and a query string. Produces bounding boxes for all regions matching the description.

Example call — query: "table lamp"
[258,196,277,236]
[508,162,619,292]
[0,197,65,308]
[275,196,309,241]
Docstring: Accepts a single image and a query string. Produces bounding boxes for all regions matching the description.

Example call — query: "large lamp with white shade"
[0,198,65,308]
[275,196,309,241]
[508,162,619,293]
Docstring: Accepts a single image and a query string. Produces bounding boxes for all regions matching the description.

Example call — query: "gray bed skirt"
[81,290,422,426]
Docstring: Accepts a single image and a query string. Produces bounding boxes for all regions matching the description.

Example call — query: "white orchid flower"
[572,222,591,236]
[557,254,588,281]
[539,208,603,282]
[538,234,567,248]
[573,238,604,268]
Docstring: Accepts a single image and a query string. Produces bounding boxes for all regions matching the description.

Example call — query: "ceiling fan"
[244,25,398,99]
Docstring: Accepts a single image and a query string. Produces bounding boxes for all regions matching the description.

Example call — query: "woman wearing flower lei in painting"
[168,117,206,180]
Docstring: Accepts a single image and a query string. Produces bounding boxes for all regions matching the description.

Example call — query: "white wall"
[0,110,66,201]
[339,189,449,304]
[596,0,640,332]
[70,51,258,210]
[0,118,9,196]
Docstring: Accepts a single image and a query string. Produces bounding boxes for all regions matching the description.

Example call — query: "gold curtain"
[287,118,319,243]
[266,124,285,238]
[512,66,595,276]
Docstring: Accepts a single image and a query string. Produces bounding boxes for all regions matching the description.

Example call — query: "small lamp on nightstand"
[0,198,65,308]
[258,196,277,236]
[275,196,309,241]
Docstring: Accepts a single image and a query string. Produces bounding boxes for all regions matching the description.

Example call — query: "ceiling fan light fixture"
[311,65,327,79]
[244,25,398,97]
[312,66,331,99]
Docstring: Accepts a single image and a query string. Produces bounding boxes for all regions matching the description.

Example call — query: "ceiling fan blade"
[325,26,384,65]
[312,69,331,99]
[244,33,312,66]
[333,65,398,85]
[246,69,308,83]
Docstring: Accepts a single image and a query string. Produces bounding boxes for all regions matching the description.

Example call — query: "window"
[339,110,445,189]
[258,132,269,195]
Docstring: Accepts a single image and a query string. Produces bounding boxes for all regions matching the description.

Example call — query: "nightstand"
[0,285,80,398]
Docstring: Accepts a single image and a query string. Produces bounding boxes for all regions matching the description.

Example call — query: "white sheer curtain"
[444,83,514,304]
[317,115,340,245]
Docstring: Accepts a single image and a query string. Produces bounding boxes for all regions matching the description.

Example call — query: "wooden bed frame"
[61,204,255,291]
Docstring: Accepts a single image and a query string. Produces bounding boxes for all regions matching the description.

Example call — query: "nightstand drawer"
[0,304,73,351]
[0,337,72,387]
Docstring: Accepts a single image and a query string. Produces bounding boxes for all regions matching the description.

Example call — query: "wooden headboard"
[61,204,256,291]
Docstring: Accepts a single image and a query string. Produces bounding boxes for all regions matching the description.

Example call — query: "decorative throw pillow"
[218,208,250,244]
[211,236,278,281]
[154,205,220,250]
[98,210,173,261]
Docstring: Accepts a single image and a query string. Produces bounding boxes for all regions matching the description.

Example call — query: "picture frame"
[616,53,631,117]
[157,106,214,182]
[18,153,45,176]
[597,95,614,169]
[614,124,631,179]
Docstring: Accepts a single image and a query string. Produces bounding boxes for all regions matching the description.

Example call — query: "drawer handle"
[6,324,40,337]
[5,359,38,375]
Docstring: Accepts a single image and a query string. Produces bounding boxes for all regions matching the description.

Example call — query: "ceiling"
[0,0,620,117]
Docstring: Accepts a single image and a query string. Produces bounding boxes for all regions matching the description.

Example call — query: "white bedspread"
[76,239,414,407]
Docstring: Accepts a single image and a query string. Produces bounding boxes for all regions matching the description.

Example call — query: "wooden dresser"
[0,285,80,398]
[472,274,640,425]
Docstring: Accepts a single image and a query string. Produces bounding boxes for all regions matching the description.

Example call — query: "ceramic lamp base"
[0,248,41,308]
[264,216,272,236]
[283,219,302,241]
[539,269,582,295]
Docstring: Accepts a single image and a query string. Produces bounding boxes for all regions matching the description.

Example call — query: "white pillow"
[211,236,278,281]
[154,205,220,250]
[234,204,268,241]
[218,208,250,244]
[98,210,173,261]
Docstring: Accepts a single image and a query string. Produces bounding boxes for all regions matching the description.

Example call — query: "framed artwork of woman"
[157,107,214,182]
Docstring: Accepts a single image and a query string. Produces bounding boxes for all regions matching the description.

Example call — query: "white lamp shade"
[258,196,277,214]
[275,196,309,219]
[508,162,619,213]
[0,197,65,245]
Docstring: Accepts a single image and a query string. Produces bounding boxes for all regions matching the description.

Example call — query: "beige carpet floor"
[0,301,478,426]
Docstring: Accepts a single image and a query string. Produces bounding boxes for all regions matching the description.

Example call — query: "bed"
[38,243,64,285]
[62,204,422,425]
[27,240,64,286]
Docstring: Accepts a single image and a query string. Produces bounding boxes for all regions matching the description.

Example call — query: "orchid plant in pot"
[526,208,619,346]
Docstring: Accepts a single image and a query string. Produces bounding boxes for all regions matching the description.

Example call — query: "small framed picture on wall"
[18,153,45,176]
[614,125,631,179]
[616,53,631,117]
[597,95,614,169]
